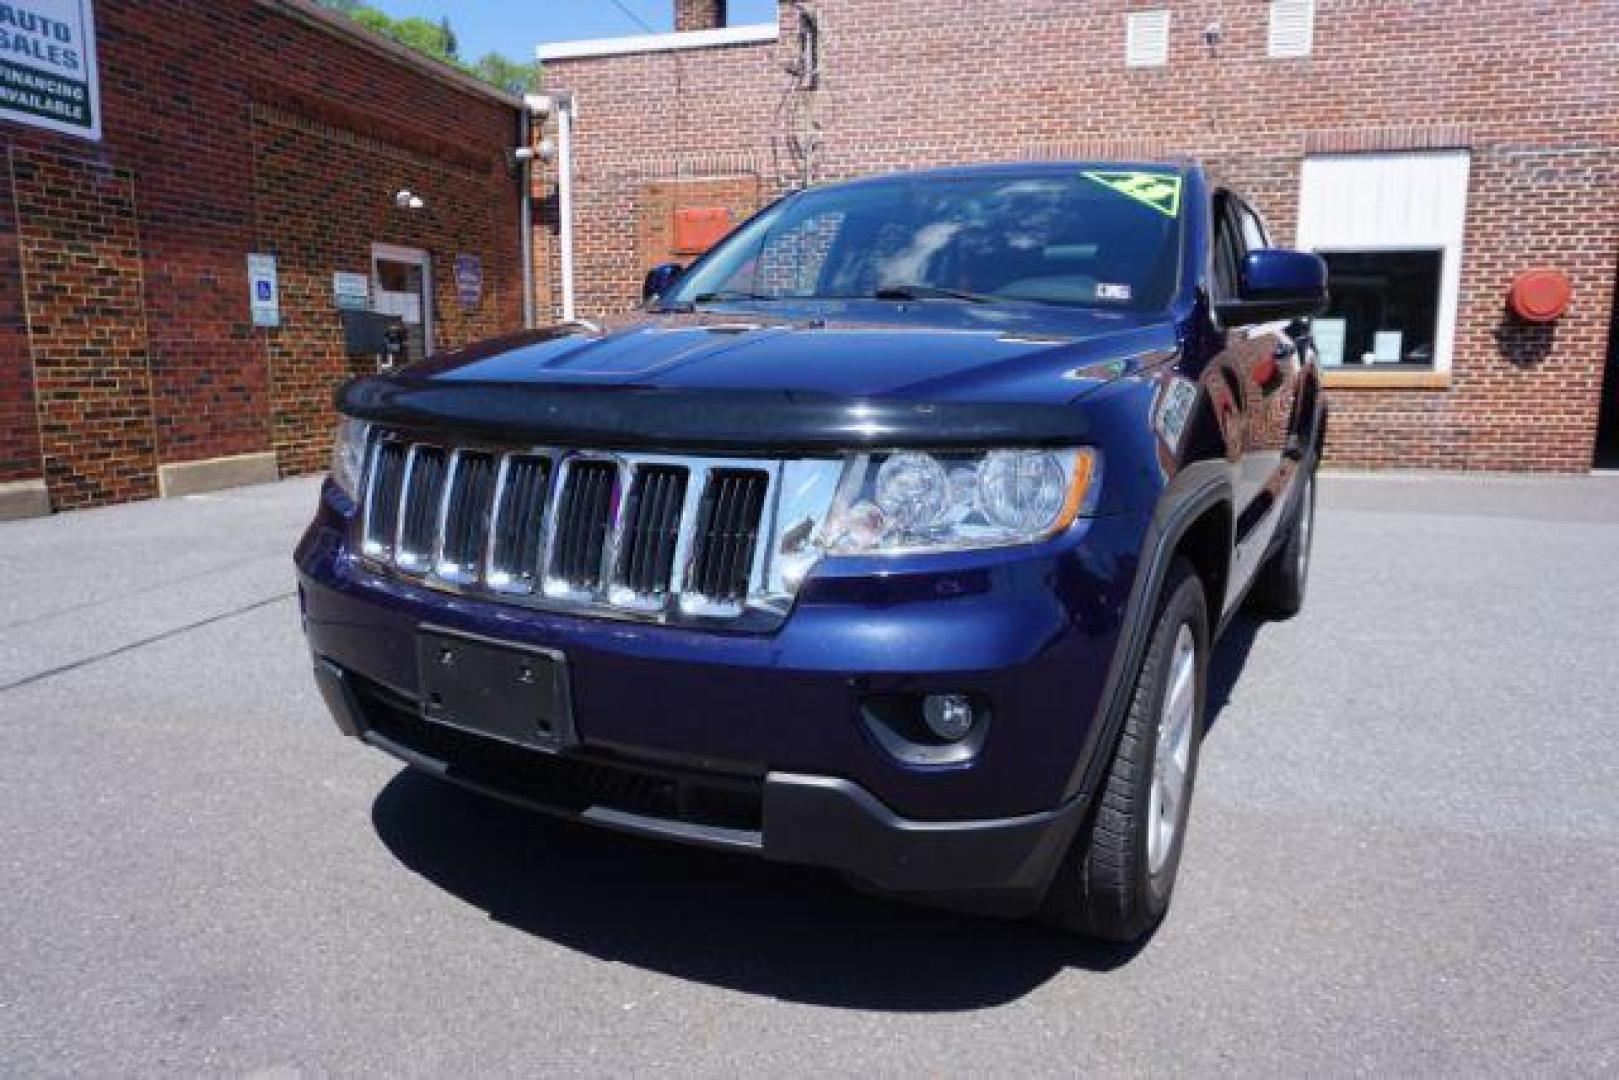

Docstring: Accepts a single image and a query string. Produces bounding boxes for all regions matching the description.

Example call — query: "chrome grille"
[356,434,836,626]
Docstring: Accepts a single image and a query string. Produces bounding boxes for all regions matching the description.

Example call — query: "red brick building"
[535,0,1619,472]
[0,0,529,516]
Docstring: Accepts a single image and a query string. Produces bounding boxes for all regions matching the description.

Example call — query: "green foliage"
[318,3,538,93]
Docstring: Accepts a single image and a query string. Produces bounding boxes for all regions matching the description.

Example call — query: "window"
[1317,251,1442,367]
[1125,9,1170,67]
[1296,151,1471,372]
[1268,0,1315,58]
[371,243,433,362]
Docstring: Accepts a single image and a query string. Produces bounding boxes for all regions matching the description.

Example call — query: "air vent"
[687,469,770,605]
[613,465,689,601]
[362,440,406,557]
[1125,9,1170,68]
[437,451,497,582]
[1268,0,1315,58]
[487,455,551,592]
[547,459,618,593]
[396,446,449,573]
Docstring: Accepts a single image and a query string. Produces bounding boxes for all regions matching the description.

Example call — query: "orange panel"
[673,207,732,255]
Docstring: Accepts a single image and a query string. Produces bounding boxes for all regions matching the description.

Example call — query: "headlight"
[329,416,370,499]
[822,448,1099,555]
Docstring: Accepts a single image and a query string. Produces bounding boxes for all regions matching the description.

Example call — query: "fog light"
[922,694,976,742]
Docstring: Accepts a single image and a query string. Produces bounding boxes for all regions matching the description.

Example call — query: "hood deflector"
[337,378,1096,452]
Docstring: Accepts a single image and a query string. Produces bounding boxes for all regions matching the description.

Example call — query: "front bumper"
[299,481,1143,909]
[314,657,1083,914]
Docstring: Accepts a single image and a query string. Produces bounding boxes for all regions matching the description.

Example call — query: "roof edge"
[259,0,525,110]
[537,23,778,63]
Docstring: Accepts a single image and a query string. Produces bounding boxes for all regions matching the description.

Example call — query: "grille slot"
[688,469,770,603]
[487,455,551,592]
[362,440,407,556]
[437,451,497,580]
[548,459,618,592]
[397,446,449,572]
[614,465,688,599]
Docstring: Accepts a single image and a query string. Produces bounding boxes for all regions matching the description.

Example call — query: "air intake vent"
[1125,9,1170,68]
[547,459,618,592]
[487,455,551,592]
[1268,0,1315,58]
[613,465,688,601]
[687,469,770,605]
[397,446,449,573]
[437,451,497,581]
[362,440,407,557]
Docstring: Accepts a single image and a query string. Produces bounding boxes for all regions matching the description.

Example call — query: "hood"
[339,301,1180,451]
[406,301,1178,404]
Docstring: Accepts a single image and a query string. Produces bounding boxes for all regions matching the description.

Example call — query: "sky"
[365,0,779,63]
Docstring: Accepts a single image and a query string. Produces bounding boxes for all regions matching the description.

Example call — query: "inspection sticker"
[1095,282,1133,301]
[1082,170,1183,218]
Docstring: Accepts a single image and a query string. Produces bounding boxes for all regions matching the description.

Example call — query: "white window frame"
[1296,151,1471,374]
[1125,9,1171,68]
[371,243,434,356]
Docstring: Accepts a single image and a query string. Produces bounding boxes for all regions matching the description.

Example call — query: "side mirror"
[642,262,685,302]
[1217,249,1329,327]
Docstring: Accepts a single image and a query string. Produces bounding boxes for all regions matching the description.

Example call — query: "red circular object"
[1508,269,1571,323]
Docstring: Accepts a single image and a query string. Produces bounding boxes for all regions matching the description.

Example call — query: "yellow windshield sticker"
[1082,170,1183,218]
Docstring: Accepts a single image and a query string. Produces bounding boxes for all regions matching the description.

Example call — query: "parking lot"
[2,471,1616,1075]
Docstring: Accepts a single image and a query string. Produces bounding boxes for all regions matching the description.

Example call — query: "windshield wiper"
[872,284,993,303]
[693,290,777,303]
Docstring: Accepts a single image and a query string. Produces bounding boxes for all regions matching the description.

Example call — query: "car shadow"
[368,614,1267,1010]
[1205,612,1263,734]
[371,769,1146,1011]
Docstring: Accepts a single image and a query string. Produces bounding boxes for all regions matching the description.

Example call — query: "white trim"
[537,24,778,63]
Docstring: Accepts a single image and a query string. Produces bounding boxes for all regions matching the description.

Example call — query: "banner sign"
[248,253,279,328]
[0,1,100,141]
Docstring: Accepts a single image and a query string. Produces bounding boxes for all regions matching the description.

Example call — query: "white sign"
[0,1,101,141]
[247,253,279,328]
[1371,330,1404,364]
[332,271,370,311]
[1313,317,1346,367]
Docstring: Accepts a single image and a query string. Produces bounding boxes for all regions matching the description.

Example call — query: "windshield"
[664,169,1183,312]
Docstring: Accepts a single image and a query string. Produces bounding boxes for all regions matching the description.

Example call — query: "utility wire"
[605,0,658,34]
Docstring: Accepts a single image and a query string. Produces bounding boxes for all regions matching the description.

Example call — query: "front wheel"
[1042,559,1208,941]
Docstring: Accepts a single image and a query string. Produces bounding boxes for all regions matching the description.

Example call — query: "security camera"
[536,138,557,163]
[524,93,553,118]
[394,189,425,211]
[512,146,537,162]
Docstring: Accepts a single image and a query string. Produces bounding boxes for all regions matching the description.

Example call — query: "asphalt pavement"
[2,471,1616,1076]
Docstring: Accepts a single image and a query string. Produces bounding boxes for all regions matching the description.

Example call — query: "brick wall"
[0,0,525,509]
[542,0,1619,471]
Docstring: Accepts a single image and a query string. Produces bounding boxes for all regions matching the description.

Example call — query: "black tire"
[1248,462,1317,620]
[1042,559,1208,941]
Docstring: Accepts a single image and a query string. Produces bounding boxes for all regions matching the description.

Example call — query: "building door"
[1596,261,1619,469]
[371,244,432,362]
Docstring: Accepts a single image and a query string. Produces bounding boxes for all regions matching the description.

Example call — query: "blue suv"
[297,162,1327,940]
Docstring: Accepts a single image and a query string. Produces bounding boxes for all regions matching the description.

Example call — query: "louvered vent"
[688,470,770,604]
[397,446,449,573]
[362,440,407,557]
[547,460,618,592]
[487,455,551,592]
[1268,0,1315,58]
[1125,9,1170,68]
[437,451,497,582]
[613,465,689,600]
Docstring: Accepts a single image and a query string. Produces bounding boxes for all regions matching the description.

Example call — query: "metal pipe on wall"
[556,94,577,324]
[518,103,536,329]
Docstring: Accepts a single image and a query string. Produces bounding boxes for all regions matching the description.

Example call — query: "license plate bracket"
[416,626,574,751]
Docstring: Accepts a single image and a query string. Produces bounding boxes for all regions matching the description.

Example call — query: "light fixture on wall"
[394,189,425,211]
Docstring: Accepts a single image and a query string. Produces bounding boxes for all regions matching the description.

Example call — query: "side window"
[1211,193,1241,300]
